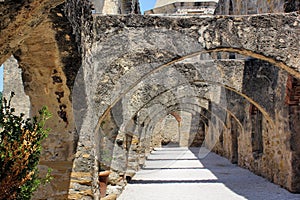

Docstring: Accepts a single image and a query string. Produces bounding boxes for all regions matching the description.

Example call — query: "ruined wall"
[215,0,284,15]
[155,0,219,8]
[161,115,180,145]
[0,0,64,65]
[146,1,218,15]
[237,69,293,192]
[215,0,300,15]
[85,12,300,196]
[209,58,297,192]
[212,0,300,192]
[101,0,140,14]
[2,0,94,199]
[287,76,300,192]
[179,111,192,147]
[2,1,300,199]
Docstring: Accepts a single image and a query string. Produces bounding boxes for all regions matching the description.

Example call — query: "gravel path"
[118,147,300,200]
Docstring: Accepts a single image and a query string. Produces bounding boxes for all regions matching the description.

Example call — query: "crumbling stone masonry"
[1,0,300,199]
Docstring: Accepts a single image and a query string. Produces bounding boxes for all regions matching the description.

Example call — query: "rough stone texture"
[1,1,300,199]
[159,111,192,147]
[155,0,219,8]
[0,0,64,65]
[83,12,300,195]
[242,59,279,118]
[215,0,300,15]
[146,1,218,15]
[93,13,300,79]
[160,114,180,145]
[202,66,298,193]
[100,0,140,14]
[1,1,92,199]
[215,0,284,14]
[14,15,77,200]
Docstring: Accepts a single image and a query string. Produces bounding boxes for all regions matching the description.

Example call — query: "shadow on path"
[119,147,300,200]
[189,147,300,200]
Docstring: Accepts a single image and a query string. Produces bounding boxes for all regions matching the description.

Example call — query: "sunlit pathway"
[118,147,300,200]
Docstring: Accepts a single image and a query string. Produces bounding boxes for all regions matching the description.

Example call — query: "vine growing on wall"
[0,92,52,200]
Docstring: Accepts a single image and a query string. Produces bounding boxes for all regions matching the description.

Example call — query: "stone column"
[179,111,192,147]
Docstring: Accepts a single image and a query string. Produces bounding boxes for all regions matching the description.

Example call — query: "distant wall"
[3,56,30,118]
[215,0,300,15]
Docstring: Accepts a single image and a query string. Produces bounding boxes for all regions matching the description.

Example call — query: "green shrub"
[0,92,52,200]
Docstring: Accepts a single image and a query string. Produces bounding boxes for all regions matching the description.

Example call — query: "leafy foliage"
[0,92,52,200]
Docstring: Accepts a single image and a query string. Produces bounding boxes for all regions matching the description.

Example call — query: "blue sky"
[0,1,156,92]
[140,0,156,13]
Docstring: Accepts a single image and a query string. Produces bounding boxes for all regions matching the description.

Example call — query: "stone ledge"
[68,189,93,199]
[100,194,117,200]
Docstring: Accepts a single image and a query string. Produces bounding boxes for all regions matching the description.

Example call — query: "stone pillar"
[189,114,205,147]
[102,0,121,14]
[99,0,140,14]
[179,111,192,147]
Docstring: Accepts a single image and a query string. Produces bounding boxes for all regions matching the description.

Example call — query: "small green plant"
[0,92,52,200]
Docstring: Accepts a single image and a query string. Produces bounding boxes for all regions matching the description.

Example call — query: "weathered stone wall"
[155,0,219,8]
[14,16,77,200]
[205,58,297,192]
[189,114,206,147]
[215,0,285,15]
[287,76,300,191]
[237,70,293,192]
[161,115,180,145]
[0,0,64,65]
[179,112,192,146]
[215,0,300,15]
[212,0,300,193]
[101,0,140,14]
[102,0,121,14]
[1,1,300,199]
[146,1,218,15]
[1,1,94,199]
[158,111,193,147]
[83,13,300,196]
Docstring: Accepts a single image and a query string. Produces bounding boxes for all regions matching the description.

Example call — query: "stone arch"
[97,86,247,171]
[138,102,240,161]
[93,13,300,77]
[71,12,300,197]
[94,60,276,175]
[93,60,275,136]
[96,77,274,141]
[90,33,288,134]
[90,14,300,129]
[137,103,225,153]
[123,82,247,130]
[123,92,231,147]
[123,106,213,174]
[128,97,227,136]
